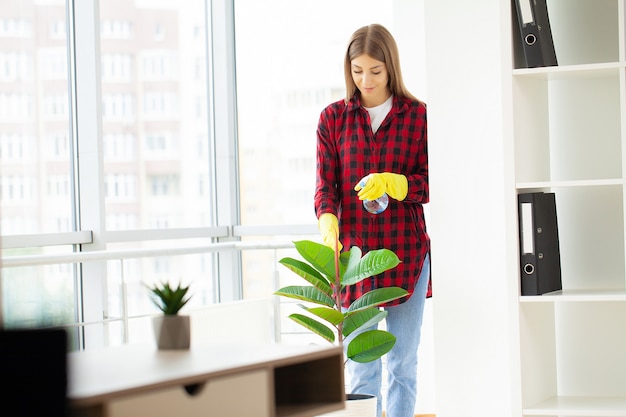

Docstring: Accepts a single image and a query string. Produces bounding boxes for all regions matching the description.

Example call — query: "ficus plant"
[275,239,408,363]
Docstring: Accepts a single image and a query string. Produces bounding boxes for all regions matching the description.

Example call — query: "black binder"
[512,0,558,68]
[517,192,562,295]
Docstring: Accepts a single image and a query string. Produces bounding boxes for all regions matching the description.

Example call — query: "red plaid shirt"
[315,94,431,307]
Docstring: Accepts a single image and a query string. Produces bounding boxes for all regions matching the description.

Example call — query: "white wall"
[424,1,522,416]
[393,2,436,413]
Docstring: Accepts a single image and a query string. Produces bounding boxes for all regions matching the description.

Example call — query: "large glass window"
[0,0,428,350]
[234,0,397,301]
[0,0,78,330]
[0,0,72,236]
[100,0,212,232]
[1,0,218,344]
[98,0,217,345]
[235,1,395,228]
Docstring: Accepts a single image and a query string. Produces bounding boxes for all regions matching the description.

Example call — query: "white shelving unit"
[512,0,626,415]
[424,0,625,416]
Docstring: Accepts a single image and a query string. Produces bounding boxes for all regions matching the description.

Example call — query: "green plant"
[147,281,192,315]
[275,239,408,363]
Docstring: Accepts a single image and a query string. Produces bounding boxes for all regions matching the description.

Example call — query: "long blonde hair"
[343,24,417,103]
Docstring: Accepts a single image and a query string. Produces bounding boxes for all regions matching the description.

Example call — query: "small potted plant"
[275,239,408,416]
[147,280,192,350]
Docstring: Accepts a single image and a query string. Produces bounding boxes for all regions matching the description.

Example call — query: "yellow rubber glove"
[354,172,408,201]
[318,213,343,252]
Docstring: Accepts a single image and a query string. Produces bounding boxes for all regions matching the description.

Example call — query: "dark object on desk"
[518,192,563,295]
[0,328,68,417]
[512,0,558,68]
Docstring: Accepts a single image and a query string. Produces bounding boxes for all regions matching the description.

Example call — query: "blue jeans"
[344,254,430,417]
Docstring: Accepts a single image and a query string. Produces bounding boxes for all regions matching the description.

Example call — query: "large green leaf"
[292,240,343,281]
[274,285,335,308]
[278,257,332,294]
[300,305,344,326]
[342,308,388,338]
[346,329,396,363]
[342,248,401,286]
[289,313,335,343]
[274,240,408,364]
[346,287,409,313]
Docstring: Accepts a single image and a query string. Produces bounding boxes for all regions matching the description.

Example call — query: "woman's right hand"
[317,213,343,252]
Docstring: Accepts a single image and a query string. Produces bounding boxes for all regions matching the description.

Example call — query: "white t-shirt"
[364,95,393,134]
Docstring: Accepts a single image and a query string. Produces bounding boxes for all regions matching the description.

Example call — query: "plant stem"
[334,235,343,345]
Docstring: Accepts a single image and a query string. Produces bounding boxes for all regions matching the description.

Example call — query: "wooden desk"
[68,343,345,417]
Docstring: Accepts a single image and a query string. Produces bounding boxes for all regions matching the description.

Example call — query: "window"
[0,0,217,346]
[0,0,73,238]
[0,17,31,38]
[100,19,133,39]
[1,0,426,350]
[234,0,396,300]
[100,1,212,231]
[101,53,133,82]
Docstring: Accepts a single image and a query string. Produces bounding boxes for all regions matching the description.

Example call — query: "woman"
[314,23,431,417]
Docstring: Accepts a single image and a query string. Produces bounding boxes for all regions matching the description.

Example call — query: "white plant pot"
[317,393,377,417]
[152,314,191,350]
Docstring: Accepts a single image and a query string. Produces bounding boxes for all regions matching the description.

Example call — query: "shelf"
[520,289,626,302]
[512,62,624,78]
[524,395,626,416]
[512,70,623,184]
[516,179,625,190]
[511,0,626,416]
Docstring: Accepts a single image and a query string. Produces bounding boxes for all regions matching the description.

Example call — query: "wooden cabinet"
[68,343,345,417]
